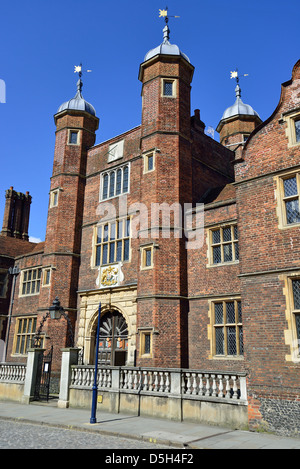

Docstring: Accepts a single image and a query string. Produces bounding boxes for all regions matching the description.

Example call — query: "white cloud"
[29,236,42,243]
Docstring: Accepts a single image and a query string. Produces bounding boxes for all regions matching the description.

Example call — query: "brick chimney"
[1,187,32,240]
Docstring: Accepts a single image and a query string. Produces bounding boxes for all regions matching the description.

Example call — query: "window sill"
[207,261,239,268]
[211,355,244,361]
[99,191,129,202]
[279,221,300,230]
[19,292,40,298]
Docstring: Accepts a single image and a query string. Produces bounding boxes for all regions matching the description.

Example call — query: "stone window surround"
[99,162,130,202]
[49,187,62,208]
[139,243,155,270]
[143,150,156,174]
[93,216,131,268]
[206,222,239,267]
[281,272,300,363]
[138,327,155,358]
[67,129,81,146]
[282,108,300,148]
[274,169,300,229]
[19,267,42,297]
[207,296,244,361]
[161,77,177,98]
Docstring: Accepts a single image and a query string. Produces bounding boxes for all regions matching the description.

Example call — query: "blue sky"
[0,0,299,242]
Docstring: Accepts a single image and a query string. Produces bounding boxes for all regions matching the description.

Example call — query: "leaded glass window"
[210,225,239,265]
[295,120,300,143]
[292,279,300,354]
[213,300,243,357]
[95,218,131,266]
[282,175,300,225]
[163,80,173,96]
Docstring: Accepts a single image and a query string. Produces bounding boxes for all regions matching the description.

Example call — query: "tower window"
[50,189,59,207]
[69,130,79,145]
[139,329,153,357]
[143,151,155,173]
[162,79,176,97]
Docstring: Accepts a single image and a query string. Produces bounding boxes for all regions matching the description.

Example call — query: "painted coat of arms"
[96,263,124,288]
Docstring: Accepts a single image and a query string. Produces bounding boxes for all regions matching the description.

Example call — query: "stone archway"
[92,310,128,366]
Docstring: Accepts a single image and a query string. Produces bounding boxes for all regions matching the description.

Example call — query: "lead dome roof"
[144,24,190,63]
[220,84,260,121]
[56,79,96,116]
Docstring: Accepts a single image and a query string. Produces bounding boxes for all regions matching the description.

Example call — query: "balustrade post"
[58,348,80,408]
[239,375,248,401]
[170,370,181,396]
[22,348,45,404]
[111,368,120,390]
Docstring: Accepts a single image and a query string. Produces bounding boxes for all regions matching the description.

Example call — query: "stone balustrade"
[0,363,27,383]
[70,365,247,403]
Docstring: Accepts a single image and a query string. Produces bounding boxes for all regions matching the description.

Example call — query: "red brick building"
[1,21,300,433]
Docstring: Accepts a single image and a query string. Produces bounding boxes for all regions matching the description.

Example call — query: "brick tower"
[38,76,99,356]
[136,19,194,367]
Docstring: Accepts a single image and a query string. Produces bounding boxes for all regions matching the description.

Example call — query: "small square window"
[143,152,155,173]
[145,249,152,267]
[140,245,154,270]
[164,81,173,96]
[139,330,153,356]
[50,189,59,208]
[162,79,175,97]
[43,268,51,286]
[69,131,79,145]
[147,154,153,171]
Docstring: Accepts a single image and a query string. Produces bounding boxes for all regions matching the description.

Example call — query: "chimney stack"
[1,187,32,240]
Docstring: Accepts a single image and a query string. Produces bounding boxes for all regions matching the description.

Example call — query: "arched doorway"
[96,310,128,366]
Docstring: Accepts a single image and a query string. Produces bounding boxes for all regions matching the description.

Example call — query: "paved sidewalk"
[0,400,300,449]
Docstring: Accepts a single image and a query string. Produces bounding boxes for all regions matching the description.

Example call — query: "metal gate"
[33,346,53,401]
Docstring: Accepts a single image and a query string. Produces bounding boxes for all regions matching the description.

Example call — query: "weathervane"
[74,63,92,79]
[159,6,180,24]
[230,68,249,84]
